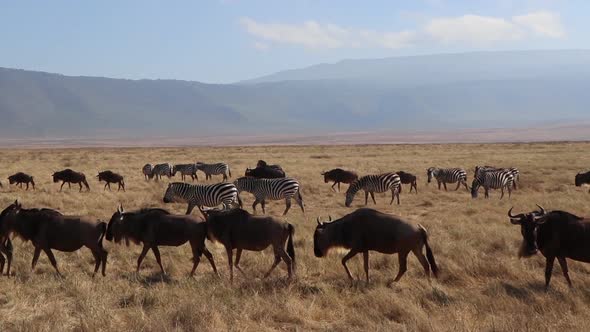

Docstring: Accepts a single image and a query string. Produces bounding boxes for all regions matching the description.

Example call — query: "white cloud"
[513,11,565,38]
[240,11,565,50]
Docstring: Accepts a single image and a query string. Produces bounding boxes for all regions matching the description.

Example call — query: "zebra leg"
[370,192,377,205]
[484,187,490,198]
[390,190,396,205]
[463,180,469,191]
[261,200,267,214]
[186,203,196,215]
[454,181,461,191]
[295,192,305,213]
[437,181,441,190]
[283,198,291,216]
[500,187,505,199]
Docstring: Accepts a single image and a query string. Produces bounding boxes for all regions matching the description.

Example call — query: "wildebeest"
[314,208,438,283]
[97,170,125,192]
[52,169,90,192]
[142,164,154,180]
[256,160,284,172]
[509,205,590,290]
[575,171,590,192]
[245,162,286,179]
[7,172,35,190]
[0,200,107,277]
[321,168,358,192]
[202,208,295,283]
[106,205,217,276]
[396,171,418,194]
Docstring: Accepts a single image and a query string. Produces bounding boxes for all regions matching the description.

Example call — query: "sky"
[1,0,588,83]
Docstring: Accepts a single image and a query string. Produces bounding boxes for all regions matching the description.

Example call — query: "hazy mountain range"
[1,50,589,142]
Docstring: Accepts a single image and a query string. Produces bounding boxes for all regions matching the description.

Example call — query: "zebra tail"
[228,166,232,178]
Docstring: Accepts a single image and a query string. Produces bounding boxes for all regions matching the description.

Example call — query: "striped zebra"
[475,166,520,190]
[427,167,469,191]
[173,163,198,181]
[151,163,173,181]
[142,164,153,180]
[233,177,304,215]
[195,162,231,181]
[471,169,514,199]
[345,173,401,207]
[163,182,239,215]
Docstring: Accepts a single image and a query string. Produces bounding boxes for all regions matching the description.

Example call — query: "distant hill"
[1,50,590,140]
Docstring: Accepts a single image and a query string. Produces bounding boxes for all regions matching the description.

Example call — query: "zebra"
[151,163,173,181]
[345,173,401,207]
[173,163,199,181]
[471,169,514,199]
[427,167,469,191]
[162,182,239,215]
[195,162,231,181]
[142,164,153,180]
[475,166,520,190]
[233,177,304,215]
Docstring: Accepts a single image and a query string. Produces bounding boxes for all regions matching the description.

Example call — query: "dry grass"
[0,142,590,331]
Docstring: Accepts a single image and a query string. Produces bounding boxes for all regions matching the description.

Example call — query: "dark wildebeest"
[97,170,125,192]
[0,200,107,277]
[321,168,358,192]
[52,169,90,192]
[396,171,418,194]
[245,161,286,179]
[106,205,217,276]
[575,171,590,192]
[202,208,295,283]
[8,172,35,190]
[314,208,438,284]
[256,160,284,172]
[509,205,590,290]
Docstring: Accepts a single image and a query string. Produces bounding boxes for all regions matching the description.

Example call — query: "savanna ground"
[0,142,589,332]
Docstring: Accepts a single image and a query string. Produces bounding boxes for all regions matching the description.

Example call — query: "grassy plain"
[0,142,589,331]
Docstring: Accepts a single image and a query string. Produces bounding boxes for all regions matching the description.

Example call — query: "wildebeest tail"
[287,223,296,272]
[418,224,438,278]
[98,222,107,247]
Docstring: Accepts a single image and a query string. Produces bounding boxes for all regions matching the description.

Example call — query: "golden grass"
[0,142,590,331]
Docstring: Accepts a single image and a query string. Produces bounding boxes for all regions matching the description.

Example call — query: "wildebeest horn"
[328,216,332,222]
[316,217,323,226]
[536,204,546,216]
[508,207,517,218]
[508,207,523,224]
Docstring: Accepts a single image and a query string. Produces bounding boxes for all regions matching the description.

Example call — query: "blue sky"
[1,0,588,83]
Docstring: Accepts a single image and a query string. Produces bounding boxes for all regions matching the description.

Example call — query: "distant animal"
[106,205,217,276]
[151,163,173,181]
[396,171,417,194]
[202,208,295,283]
[0,200,107,277]
[142,164,154,180]
[233,177,304,215]
[162,182,239,215]
[475,166,520,189]
[256,160,284,172]
[97,170,125,191]
[7,172,35,190]
[314,208,438,283]
[195,162,231,181]
[471,169,514,199]
[244,166,286,179]
[508,205,590,290]
[345,173,401,207]
[426,167,468,191]
[575,171,590,192]
[173,163,199,181]
[52,169,90,192]
[321,168,358,192]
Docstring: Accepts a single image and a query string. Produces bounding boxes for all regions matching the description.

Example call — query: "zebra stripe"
[142,164,153,180]
[152,163,173,180]
[233,177,304,215]
[195,162,231,181]
[173,164,198,181]
[345,173,401,207]
[427,167,468,191]
[475,166,520,189]
[163,182,239,215]
[471,170,514,199]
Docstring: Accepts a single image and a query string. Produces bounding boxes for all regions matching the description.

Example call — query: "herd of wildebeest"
[0,159,590,291]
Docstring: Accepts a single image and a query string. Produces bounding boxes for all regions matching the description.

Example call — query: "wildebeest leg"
[282,198,291,216]
[393,251,409,282]
[136,245,150,273]
[370,192,377,205]
[31,247,42,271]
[252,199,260,214]
[79,182,83,192]
[268,247,293,280]
[103,183,108,191]
[437,181,441,190]
[0,252,5,275]
[544,256,555,291]
[91,250,101,277]
[43,248,63,277]
[234,249,247,277]
[557,257,573,288]
[331,182,337,192]
[341,250,358,282]
[201,247,218,276]
[59,182,66,192]
[338,182,341,192]
[363,251,369,283]
[151,246,165,274]
[226,247,234,283]
[413,248,431,278]
[364,191,369,205]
